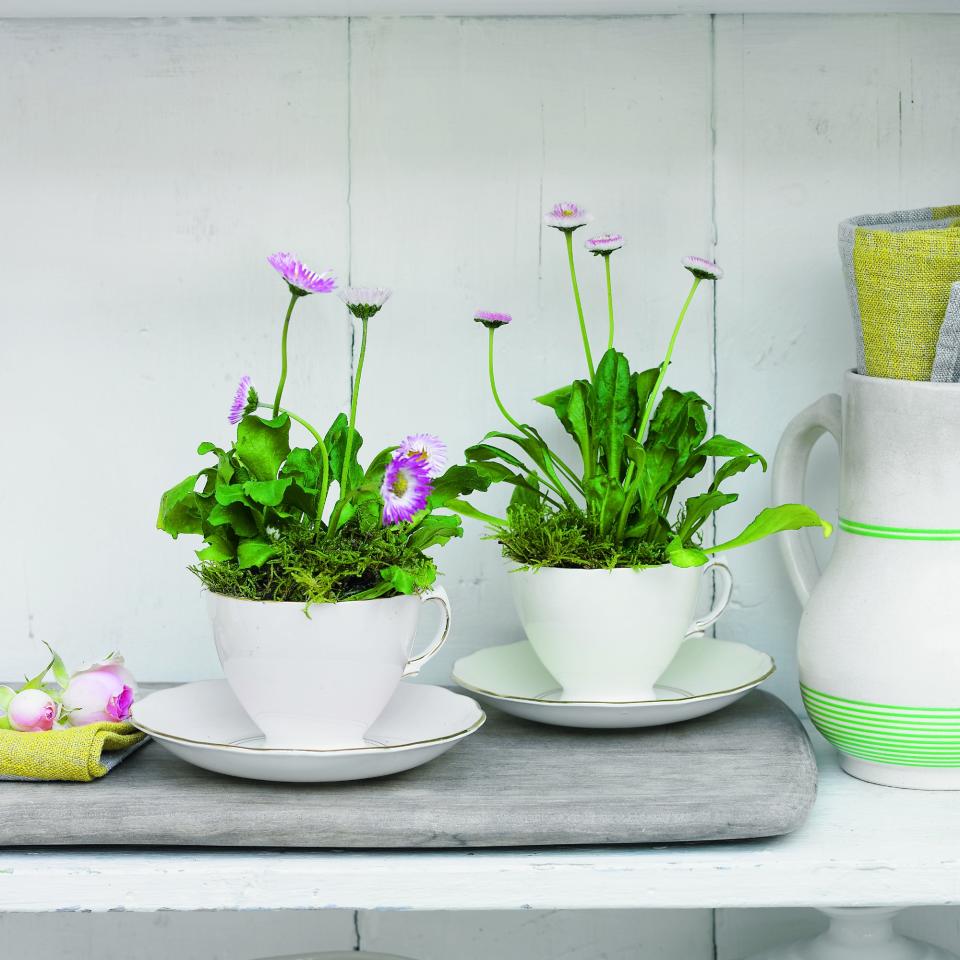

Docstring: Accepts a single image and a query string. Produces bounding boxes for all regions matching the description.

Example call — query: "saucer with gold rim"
[131,680,484,783]
[452,637,773,729]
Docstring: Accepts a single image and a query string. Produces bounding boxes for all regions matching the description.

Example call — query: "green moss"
[495,505,669,570]
[190,513,437,604]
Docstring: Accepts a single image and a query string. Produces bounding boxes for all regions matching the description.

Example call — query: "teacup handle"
[402,585,453,678]
[684,559,733,639]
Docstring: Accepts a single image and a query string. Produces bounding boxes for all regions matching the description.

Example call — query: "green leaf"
[379,563,436,596]
[583,474,626,535]
[427,464,495,509]
[236,414,291,482]
[677,490,739,541]
[566,379,593,468]
[483,430,552,475]
[535,379,594,462]
[535,384,572,416]
[198,441,235,484]
[667,538,709,567]
[325,413,364,490]
[695,435,766,465]
[639,388,711,511]
[707,505,833,555]
[508,472,544,511]
[446,498,507,528]
[632,366,661,426]
[281,447,321,491]
[42,642,70,689]
[243,477,293,507]
[709,454,765,493]
[157,474,202,537]
[196,532,237,563]
[207,501,259,538]
[647,389,709,458]
[0,685,16,711]
[458,461,546,505]
[237,540,278,569]
[593,349,636,479]
[21,655,54,691]
[214,483,250,506]
[466,442,528,471]
[363,445,399,483]
[407,514,463,551]
[623,435,646,469]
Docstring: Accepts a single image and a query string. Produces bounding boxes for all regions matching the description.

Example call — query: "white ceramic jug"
[773,370,960,790]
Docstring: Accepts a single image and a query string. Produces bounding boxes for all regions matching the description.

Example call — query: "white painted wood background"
[2,12,959,959]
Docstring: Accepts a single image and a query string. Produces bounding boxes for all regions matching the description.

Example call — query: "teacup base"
[560,685,657,703]
[259,720,371,752]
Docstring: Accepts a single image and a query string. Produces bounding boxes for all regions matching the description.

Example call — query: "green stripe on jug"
[801,685,960,712]
[839,518,960,540]
[801,685,960,767]
[808,721,960,748]
[803,695,960,719]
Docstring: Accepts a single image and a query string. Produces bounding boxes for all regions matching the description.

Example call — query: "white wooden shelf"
[3,732,958,914]
[2,1,958,17]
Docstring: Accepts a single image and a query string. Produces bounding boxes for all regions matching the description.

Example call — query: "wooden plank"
[4,3,959,17]
[0,735,958,912]
[0,690,815,848]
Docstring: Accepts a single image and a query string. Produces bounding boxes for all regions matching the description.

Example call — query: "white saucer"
[131,680,485,783]
[452,637,774,729]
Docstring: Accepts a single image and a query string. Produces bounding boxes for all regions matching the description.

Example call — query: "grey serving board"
[0,688,816,848]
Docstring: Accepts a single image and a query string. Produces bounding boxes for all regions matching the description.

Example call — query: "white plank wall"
[2,13,960,960]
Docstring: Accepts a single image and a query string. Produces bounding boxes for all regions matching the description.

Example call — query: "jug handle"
[771,393,842,607]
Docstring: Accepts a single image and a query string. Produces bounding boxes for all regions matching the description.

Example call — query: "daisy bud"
[681,255,724,281]
[473,310,512,330]
[544,202,593,232]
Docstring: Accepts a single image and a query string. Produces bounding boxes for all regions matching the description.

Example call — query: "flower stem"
[615,275,702,543]
[327,316,369,538]
[487,329,577,509]
[488,330,579,509]
[604,254,615,351]
[636,276,700,443]
[488,327,525,435]
[565,230,595,380]
[341,316,368,494]
[272,293,299,418]
[257,404,330,534]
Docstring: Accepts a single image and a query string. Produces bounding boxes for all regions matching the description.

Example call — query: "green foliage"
[468,345,828,568]
[159,411,491,603]
[667,505,833,567]
[190,513,444,604]
[495,505,668,570]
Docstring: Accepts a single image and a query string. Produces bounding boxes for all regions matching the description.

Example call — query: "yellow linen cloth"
[0,722,145,782]
[840,204,960,381]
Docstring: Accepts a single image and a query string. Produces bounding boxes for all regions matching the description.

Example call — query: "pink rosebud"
[63,668,136,726]
[8,689,58,732]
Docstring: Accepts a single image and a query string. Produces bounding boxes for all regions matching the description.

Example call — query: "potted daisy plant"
[457,203,832,702]
[157,253,489,749]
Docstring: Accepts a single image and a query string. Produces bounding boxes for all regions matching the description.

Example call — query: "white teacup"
[510,561,732,701]
[207,588,451,749]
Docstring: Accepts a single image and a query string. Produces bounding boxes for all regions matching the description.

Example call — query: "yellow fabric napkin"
[0,722,146,782]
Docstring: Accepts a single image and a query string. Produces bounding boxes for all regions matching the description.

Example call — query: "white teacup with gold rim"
[207,587,451,750]
[510,561,732,701]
